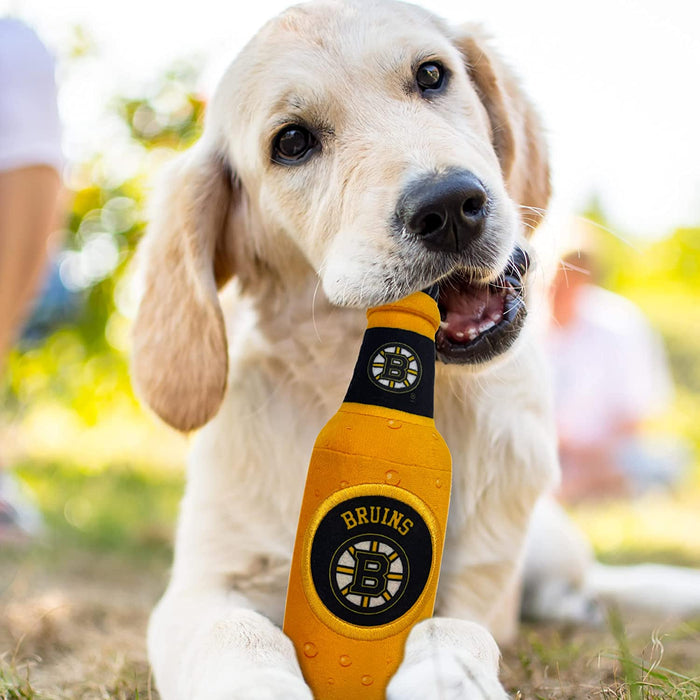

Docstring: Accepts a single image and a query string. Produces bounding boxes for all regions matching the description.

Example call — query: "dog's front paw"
[387,618,508,700]
[185,609,313,700]
[198,668,313,700]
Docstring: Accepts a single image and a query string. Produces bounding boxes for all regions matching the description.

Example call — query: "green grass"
[13,460,183,559]
[504,615,700,699]
[606,610,700,699]
[570,488,700,570]
[0,664,41,700]
[0,655,153,700]
[4,456,700,699]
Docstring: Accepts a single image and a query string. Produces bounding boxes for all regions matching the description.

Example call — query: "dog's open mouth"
[435,247,529,364]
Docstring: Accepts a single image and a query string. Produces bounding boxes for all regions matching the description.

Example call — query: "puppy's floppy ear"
[132,138,237,432]
[453,25,551,232]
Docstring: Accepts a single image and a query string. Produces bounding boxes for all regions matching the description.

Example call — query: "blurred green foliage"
[120,67,205,149]
[589,217,700,462]
[16,459,182,558]
[2,64,205,422]
[600,226,700,393]
[64,63,205,354]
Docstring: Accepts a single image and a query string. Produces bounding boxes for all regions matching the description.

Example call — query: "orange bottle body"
[283,292,452,699]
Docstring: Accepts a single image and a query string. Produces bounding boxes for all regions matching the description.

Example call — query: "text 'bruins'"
[340,506,414,536]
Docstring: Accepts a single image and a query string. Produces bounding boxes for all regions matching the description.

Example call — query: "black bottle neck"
[343,324,436,419]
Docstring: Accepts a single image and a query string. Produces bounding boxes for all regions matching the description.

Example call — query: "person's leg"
[0,165,61,363]
[0,164,60,539]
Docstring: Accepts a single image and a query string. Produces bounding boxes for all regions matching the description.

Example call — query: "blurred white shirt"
[547,285,672,447]
[0,18,62,173]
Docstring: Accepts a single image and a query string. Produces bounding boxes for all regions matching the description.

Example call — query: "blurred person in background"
[547,249,685,503]
[0,18,62,541]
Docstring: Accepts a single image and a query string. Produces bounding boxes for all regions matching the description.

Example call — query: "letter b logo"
[331,536,407,613]
[380,352,408,382]
[368,343,421,393]
[349,550,390,597]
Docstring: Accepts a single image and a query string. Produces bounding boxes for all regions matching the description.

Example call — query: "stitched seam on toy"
[312,446,450,472]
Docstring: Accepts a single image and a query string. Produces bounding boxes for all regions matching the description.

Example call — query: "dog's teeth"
[467,328,479,341]
[454,330,465,339]
[440,321,449,330]
[478,319,496,333]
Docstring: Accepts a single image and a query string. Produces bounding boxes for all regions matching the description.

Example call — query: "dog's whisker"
[517,204,548,214]
[446,370,469,406]
[558,259,591,276]
[311,253,332,343]
[572,214,641,251]
[311,276,324,343]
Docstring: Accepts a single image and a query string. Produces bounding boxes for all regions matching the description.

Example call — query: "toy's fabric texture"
[284,292,452,699]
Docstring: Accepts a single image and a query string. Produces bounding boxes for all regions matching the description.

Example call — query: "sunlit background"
[6,0,700,236]
[0,1,699,697]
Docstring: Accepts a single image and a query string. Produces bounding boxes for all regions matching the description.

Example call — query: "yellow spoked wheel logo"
[331,534,409,615]
[368,343,422,393]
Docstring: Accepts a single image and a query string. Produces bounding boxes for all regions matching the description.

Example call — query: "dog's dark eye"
[416,62,445,92]
[273,126,317,164]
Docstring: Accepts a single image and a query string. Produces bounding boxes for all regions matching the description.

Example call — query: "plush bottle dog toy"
[284,289,452,699]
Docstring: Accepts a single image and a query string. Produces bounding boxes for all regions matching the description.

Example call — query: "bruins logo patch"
[309,494,432,627]
[367,343,422,393]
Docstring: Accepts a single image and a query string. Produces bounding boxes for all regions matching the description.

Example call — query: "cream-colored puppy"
[132,1,557,698]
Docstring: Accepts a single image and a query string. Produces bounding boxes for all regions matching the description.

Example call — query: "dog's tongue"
[439,283,505,343]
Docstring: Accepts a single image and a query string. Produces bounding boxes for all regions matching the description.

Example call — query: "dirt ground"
[1,547,699,699]
[0,548,163,699]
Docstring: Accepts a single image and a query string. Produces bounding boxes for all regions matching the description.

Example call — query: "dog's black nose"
[397,170,488,253]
